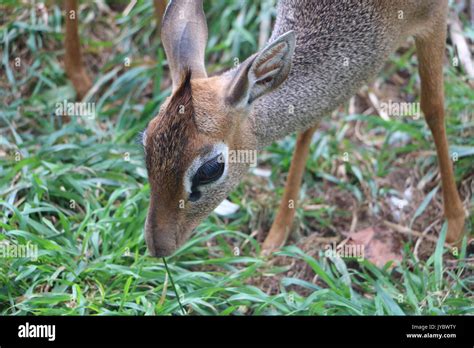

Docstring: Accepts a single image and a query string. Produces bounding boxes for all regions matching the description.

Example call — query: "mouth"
[148,246,174,258]
[144,226,178,258]
[145,217,198,258]
[146,235,178,258]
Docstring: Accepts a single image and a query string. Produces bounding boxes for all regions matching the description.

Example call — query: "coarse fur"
[250,0,446,146]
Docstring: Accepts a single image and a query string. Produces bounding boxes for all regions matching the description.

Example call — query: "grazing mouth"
[144,225,177,258]
[145,223,198,258]
[149,247,174,258]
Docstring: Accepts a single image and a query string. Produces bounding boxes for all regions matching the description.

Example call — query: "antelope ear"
[226,31,296,107]
[161,0,208,91]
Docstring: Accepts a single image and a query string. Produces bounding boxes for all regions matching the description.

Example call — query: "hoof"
[445,213,466,244]
[261,237,284,257]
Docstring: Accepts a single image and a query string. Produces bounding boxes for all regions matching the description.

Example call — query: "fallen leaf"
[345,227,402,267]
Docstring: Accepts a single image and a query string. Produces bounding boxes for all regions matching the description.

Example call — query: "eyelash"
[137,130,146,149]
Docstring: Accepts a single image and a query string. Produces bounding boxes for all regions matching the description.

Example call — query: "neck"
[249,0,406,148]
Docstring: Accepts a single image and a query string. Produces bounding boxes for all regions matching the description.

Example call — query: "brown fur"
[415,9,466,243]
[153,0,167,37]
[144,0,467,257]
[144,72,199,256]
[64,0,91,100]
[146,70,197,182]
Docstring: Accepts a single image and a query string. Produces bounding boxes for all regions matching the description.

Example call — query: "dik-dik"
[143,0,467,257]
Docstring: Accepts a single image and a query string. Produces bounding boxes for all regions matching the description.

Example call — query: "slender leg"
[153,0,167,37]
[262,124,318,254]
[415,14,466,243]
[64,0,92,100]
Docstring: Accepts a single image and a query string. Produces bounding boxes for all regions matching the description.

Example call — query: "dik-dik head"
[143,0,295,257]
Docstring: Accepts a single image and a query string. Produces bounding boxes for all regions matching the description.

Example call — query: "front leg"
[262,124,318,254]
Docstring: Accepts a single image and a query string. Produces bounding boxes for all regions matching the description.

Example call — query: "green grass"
[0,0,473,315]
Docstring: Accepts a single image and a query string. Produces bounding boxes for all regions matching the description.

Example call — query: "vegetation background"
[0,0,473,315]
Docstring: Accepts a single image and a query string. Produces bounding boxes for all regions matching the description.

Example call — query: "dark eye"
[192,154,225,187]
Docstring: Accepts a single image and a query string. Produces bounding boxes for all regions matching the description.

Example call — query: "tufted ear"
[226,31,296,107]
[161,0,208,91]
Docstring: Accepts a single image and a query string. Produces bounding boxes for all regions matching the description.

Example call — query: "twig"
[123,0,137,17]
[383,220,451,248]
[349,204,358,234]
[367,90,390,121]
[413,219,440,261]
[450,11,474,85]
